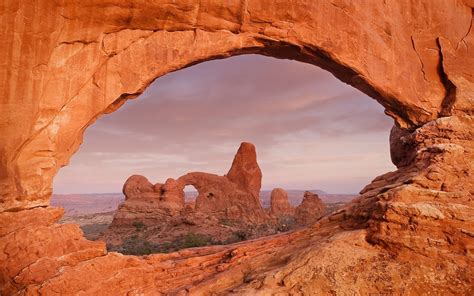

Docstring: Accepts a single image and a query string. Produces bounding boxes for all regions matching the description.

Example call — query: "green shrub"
[182,232,211,248]
[233,230,248,241]
[219,218,236,227]
[276,216,296,233]
[132,220,145,230]
[108,232,216,255]
[117,236,163,255]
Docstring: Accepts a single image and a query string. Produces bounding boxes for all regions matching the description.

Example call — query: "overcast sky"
[53,55,396,194]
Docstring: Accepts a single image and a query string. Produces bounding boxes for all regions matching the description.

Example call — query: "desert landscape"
[54,192,350,248]
[53,143,355,254]
[1,1,473,295]
[53,191,352,249]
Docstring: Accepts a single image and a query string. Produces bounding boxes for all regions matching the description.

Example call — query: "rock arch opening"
[2,2,472,293]
[52,54,395,254]
[184,185,198,204]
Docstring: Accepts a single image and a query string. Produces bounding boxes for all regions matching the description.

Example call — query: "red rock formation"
[123,175,185,207]
[122,175,158,201]
[270,188,294,217]
[361,116,474,261]
[178,172,266,223]
[1,1,473,295]
[109,142,266,230]
[295,191,325,226]
[104,142,268,249]
[178,142,266,223]
[161,178,186,206]
[110,176,185,229]
[226,142,262,198]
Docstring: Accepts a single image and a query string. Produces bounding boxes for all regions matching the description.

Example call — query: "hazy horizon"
[52,189,352,195]
[53,54,396,195]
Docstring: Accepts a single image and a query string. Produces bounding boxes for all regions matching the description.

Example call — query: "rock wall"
[1,1,473,294]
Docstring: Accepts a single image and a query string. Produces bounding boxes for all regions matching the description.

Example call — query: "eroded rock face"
[363,116,474,261]
[270,188,294,217]
[295,191,325,226]
[226,142,262,199]
[1,1,474,295]
[179,142,266,223]
[110,176,185,228]
[389,125,416,168]
[122,175,186,206]
[178,172,267,223]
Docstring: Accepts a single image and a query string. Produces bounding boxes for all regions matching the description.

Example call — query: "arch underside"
[1,0,473,294]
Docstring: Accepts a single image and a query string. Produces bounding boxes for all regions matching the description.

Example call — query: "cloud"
[54,55,395,194]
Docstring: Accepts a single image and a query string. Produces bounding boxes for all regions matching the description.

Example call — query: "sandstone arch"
[1,1,473,294]
[176,142,266,223]
[2,0,473,211]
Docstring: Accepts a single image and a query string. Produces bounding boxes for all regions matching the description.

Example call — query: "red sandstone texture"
[1,1,473,295]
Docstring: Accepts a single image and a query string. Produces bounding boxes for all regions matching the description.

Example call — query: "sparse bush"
[108,232,215,255]
[132,220,145,231]
[276,216,296,233]
[220,218,236,227]
[80,223,109,240]
[140,241,163,255]
[221,230,250,244]
[233,230,248,241]
[182,232,211,248]
[116,235,163,255]
[159,241,172,252]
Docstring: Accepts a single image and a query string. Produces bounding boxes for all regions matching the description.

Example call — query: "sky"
[53,54,396,194]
